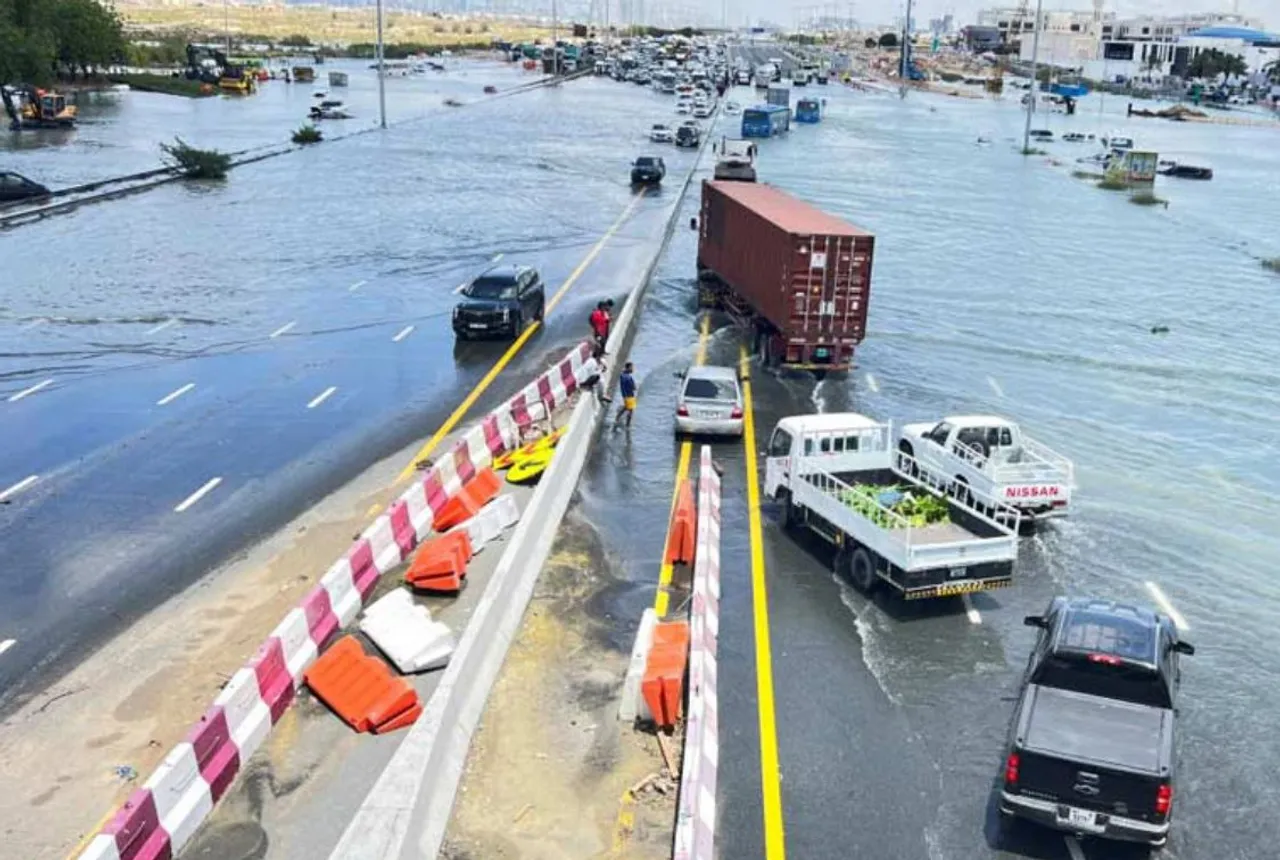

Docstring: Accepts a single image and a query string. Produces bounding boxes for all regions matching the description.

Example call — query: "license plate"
[696,411,718,419]
[1066,807,1097,828]
[468,323,487,329]
[948,567,968,580]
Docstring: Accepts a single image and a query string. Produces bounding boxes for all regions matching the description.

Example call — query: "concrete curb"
[325,143,713,860]
[75,342,598,860]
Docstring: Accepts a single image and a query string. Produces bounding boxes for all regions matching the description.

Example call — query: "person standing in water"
[614,361,637,430]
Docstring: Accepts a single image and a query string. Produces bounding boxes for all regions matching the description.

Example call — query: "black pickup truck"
[998,597,1194,851]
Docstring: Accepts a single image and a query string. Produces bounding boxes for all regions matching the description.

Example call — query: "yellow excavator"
[2,85,78,130]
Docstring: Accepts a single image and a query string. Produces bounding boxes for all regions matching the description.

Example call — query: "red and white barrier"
[75,341,600,860]
[674,446,721,860]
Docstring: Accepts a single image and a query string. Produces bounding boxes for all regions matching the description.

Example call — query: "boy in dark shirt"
[614,362,637,429]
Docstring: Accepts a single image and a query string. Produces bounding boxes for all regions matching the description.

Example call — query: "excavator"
[1,84,77,130]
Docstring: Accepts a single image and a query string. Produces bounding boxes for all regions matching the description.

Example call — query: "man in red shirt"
[589,300,611,354]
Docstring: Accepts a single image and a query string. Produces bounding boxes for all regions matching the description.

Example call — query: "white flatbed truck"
[764,413,1023,600]
[895,415,1074,525]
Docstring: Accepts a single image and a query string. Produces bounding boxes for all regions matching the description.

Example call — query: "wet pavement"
[0,66,703,713]
[577,44,1280,860]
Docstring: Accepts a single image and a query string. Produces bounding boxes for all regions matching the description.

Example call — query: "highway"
[0,71,698,715]
[575,46,1280,860]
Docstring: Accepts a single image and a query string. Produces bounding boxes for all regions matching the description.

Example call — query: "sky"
[740,0,1277,28]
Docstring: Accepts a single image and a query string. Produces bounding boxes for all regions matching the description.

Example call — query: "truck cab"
[1000,597,1194,849]
[896,415,1073,523]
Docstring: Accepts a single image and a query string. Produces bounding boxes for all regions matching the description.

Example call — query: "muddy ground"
[442,506,678,860]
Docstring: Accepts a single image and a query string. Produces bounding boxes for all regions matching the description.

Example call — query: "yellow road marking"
[652,314,712,617]
[394,190,648,483]
[740,345,787,859]
[63,806,118,860]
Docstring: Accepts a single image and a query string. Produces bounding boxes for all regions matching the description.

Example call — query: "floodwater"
[577,65,1280,860]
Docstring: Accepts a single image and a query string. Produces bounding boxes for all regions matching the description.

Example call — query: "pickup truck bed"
[1023,686,1169,774]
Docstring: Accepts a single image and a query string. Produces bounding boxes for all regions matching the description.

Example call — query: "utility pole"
[376,0,387,128]
[1022,0,1044,152]
[552,0,559,75]
[900,0,912,97]
[223,0,231,55]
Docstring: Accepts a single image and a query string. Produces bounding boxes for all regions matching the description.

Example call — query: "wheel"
[778,489,799,530]
[896,441,918,477]
[847,548,876,594]
[533,300,545,322]
[509,311,524,337]
[953,477,973,507]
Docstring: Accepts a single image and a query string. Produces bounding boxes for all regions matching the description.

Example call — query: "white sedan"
[693,103,713,119]
[649,124,674,143]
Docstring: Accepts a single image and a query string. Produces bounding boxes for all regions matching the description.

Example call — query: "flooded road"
[578,50,1280,860]
[0,64,702,711]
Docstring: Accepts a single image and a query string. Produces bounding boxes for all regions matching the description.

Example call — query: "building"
[1174,26,1280,77]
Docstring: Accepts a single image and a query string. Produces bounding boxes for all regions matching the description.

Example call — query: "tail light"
[1004,752,1020,788]
[730,406,743,419]
[677,405,689,416]
[1155,783,1172,817]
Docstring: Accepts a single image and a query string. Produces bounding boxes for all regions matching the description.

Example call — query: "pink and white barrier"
[76,341,599,860]
[673,446,722,860]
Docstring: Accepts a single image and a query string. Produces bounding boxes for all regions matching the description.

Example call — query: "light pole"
[376,0,387,128]
[1022,0,1044,152]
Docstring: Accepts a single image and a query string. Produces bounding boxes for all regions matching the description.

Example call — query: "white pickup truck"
[895,415,1074,524]
[764,413,1022,600]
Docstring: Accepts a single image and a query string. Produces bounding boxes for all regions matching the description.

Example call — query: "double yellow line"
[652,314,711,618]
[394,190,648,484]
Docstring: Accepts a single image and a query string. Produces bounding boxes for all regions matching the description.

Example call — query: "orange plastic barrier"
[641,620,690,729]
[432,467,504,532]
[663,478,696,566]
[303,635,421,733]
[405,531,473,592]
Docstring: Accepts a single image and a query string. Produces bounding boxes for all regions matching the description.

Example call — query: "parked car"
[650,123,674,143]
[0,171,51,202]
[998,597,1194,850]
[675,365,743,436]
[676,124,701,148]
[630,155,666,185]
[452,264,545,340]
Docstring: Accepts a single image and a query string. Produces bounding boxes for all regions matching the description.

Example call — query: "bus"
[742,104,790,137]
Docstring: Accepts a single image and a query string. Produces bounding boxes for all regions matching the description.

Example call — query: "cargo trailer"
[696,180,873,373]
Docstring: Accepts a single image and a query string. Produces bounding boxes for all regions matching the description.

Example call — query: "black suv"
[630,155,666,185]
[452,265,545,340]
[675,124,701,148]
[0,171,50,203]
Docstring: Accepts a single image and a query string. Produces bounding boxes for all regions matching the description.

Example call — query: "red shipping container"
[696,180,874,372]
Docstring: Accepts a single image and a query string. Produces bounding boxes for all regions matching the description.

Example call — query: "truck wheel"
[848,548,876,594]
[777,489,799,530]
[953,477,973,508]
[896,441,917,476]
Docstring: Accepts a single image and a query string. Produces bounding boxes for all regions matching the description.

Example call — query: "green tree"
[46,0,125,77]
[1185,48,1246,79]
[279,34,313,47]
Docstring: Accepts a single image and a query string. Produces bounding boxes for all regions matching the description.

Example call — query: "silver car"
[675,365,743,437]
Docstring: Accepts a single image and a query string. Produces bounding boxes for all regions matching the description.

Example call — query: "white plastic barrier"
[271,608,319,681]
[143,742,214,854]
[212,668,272,762]
[360,515,402,573]
[448,493,519,555]
[319,557,363,629]
[360,589,456,674]
[618,607,658,723]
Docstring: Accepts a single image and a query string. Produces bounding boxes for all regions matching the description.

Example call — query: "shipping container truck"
[764,413,1022,599]
[696,180,873,373]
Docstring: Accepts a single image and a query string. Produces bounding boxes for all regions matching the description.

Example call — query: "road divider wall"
[77,340,599,860]
[673,446,722,860]
[324,144,710,860]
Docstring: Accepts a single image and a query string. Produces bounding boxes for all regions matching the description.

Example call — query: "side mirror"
[1174,640,1195,657]
[1023,615,1047,629]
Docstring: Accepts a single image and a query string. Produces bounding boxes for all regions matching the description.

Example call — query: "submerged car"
[675,364,743,436]
[630,155,666,185]
[676,124,701,148]
[452,264,545,340]
[0,171,51,202]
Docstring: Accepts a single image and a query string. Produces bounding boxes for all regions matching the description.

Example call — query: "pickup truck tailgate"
[1020,686,1168,818]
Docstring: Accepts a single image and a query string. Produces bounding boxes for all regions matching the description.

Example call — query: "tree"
[1185,47,1246,80]
[279,34,312,47]
[46,0,125,77]
[878,32,898,49]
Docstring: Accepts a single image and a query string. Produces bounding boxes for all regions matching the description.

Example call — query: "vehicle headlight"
[453,307,460,320]
[501,308,510,320]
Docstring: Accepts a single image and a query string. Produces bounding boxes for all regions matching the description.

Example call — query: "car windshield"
[684,377,736,401]
[1032,653,1171,709]
[635,157,658,167]
[465,276,518,300]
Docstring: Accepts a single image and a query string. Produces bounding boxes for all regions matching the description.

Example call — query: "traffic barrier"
[269,608,319,682]
[78,835,122,860]
[450,492,520,554]
[318,558,361,630]
[674,446,723,860]
[301,584,341,652]
[432,467,502,532]
[143,743,212,854]
[641,620,690,730]
[405,530,472,592]
[212,668,271,763]
[186,707,238,804]
[388,500,416,559]
[664,478,697,566]
[401,479,434,542]
[451,440,477,488]
[619,607,659,723]
[250,638,295,723]
[360,514,404,574]
[100,789,167,860]
[346,539,379,601]
[360,589,456,673]
[303,636,419,733]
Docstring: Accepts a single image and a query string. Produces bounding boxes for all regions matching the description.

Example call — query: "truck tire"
[896,441,917,476]
[848,548,876,594]
[777,489,799,530]
[952,476,974,508]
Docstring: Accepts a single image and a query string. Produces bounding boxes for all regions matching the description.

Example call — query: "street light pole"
[1022,0,1044,152]
[376,0,387,128]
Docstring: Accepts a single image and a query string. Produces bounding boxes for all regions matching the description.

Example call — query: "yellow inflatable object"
[506,449,555,485]
[494,440,539,471]
[530,427,566,453]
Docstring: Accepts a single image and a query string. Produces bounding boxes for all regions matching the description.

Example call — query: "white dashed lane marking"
[1145,580,1190,631]
[146,318,179,336]
[0,475,39,502]
[307,386,338,409]
[174,477,222,513]
[7,379,53,402]
[269,321,296,339]
[156,383,195,406]
[392,325,415,343]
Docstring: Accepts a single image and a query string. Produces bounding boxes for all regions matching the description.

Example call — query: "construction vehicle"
[185,44,227,84]
[2,85,77,130]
